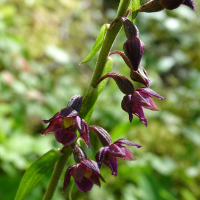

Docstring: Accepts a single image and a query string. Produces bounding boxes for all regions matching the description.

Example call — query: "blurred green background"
[0,0,200,199]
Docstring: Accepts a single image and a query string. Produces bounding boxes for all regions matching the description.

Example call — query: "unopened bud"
[123,38,145,71]
[120,17,139,39]
[67,95,83,113]
[71,144,87,163]
[89,126,112,147]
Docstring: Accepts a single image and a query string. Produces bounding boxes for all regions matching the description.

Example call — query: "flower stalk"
[43,0,135,199]
[42,146,71,200]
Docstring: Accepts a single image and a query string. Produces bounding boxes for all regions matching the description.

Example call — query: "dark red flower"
[41,95,90,147]
[62,144,105,193]
[89,126,141,176]
[121,87,166,126]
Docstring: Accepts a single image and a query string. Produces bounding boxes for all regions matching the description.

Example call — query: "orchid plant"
[14,0,195,200]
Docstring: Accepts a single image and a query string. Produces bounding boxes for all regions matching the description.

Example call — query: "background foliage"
[0,0,200,199]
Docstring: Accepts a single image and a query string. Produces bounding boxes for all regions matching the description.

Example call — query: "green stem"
[80,0,131,121]
[42,146,71,200]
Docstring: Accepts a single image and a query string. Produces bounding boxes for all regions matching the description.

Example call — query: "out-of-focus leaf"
[81,24,108,64]
[14,149,62,200]
[45,45,70,64]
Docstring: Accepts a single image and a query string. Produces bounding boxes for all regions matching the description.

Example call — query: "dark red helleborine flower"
[41,95,90,147]
[62,144,105,193]
[89,126,141,176]
[121,87,166,126]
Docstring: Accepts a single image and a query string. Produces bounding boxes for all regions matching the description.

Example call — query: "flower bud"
[71,144,87,163]
[120,17,139,39]
[67,94,83,113]
[89,126,112,147]
[123,38,145,71]
[139,0,164,12]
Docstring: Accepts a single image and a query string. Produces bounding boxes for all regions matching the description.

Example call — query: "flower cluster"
[42,95,141,192]
[41,1,195,194]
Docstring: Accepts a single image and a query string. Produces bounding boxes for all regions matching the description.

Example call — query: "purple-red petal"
[41,116,63,135]
[62,165,76,192]
[132,105,148,126]
[81,159,100,175]
[119,146,136,161]
[73,163,86,182]
[42,112,60,124]
[103,157,118,176]
[131,91,151,107]
[107,144,126,157]
[55,129,77,146]
[114,139,142,148]
[95,147,109,168]
[121,95,133,122]
[74,116,90,148]
[74,177,93,193]
[89,173,101,187]
[137,87,166,100]
[139,93,159,111]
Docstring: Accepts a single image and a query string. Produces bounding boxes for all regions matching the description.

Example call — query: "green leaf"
[81,24,108,64]
[132,0,141,21]
[14,149,62,200]
[79,57,113,123]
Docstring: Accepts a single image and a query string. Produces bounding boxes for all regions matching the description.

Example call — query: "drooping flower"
[139,0,195,12]
[94,73,165,126]
[89,126,141,176]
[41,95,90,147]
[121,87,166,126]
[62,144,105,193]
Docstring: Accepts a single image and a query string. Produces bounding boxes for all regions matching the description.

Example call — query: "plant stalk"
[42,146,71,200]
